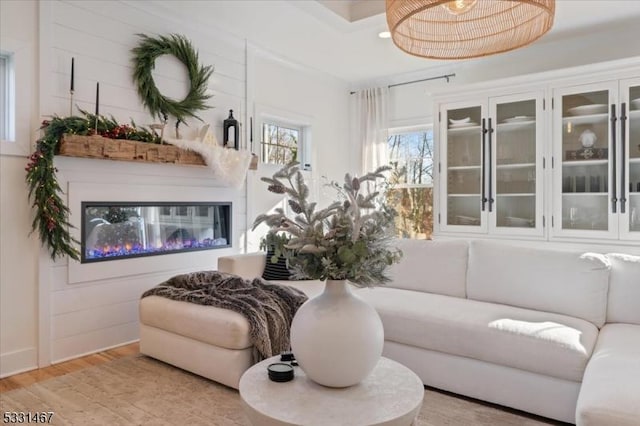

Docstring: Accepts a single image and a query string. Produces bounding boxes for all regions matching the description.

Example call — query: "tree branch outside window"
[386,128,434,239]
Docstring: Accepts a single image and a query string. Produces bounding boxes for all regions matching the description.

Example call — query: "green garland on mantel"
[26,110,161,261]
[132,33,214,124]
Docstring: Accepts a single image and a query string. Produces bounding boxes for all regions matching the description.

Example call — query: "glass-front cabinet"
[552,78,640,241]
[439,92,544,237]
[441,101,486,233]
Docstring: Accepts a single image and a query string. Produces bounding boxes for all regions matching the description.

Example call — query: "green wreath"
[132,34,214,123]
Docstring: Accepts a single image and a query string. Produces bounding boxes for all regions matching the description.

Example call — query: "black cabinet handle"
[250,116,254,153]
[611,104,618,214]
[620,102,627,214]
[481,118,487,212]
[488,118,494,213]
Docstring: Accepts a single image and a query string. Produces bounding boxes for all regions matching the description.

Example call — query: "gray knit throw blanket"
[141,271,308,362]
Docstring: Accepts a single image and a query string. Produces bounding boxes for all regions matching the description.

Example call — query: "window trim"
[260,120,303,166]
[0,51,16,144]
[254,103,313,170]
[0,36,34,157]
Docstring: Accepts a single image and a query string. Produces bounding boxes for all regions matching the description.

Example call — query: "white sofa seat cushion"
[139,295,252,350]
[576,324,640,426]
[467,240,610,328]
[385,239,468,297]
[359,287,598,382]
[606,253,640,325]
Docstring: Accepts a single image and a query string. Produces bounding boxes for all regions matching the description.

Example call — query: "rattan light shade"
[386,0,555,60]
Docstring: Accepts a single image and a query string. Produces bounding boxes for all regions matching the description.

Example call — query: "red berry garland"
[26,110,160,261]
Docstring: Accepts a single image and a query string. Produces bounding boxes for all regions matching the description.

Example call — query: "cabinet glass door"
[623,82,640,237]
[443,105,485,230]
[492,96,542,234]
[556,85,616,236]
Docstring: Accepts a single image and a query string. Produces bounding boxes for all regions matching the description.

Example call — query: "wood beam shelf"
[58,134,206,166]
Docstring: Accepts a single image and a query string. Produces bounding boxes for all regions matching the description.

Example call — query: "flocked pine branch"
[253,162,402,287]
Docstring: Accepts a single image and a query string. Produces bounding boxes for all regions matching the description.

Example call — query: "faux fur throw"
[163,137,252,189]
[141,271,308,362]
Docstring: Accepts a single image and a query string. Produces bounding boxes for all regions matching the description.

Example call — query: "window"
[0,51,15,142]
[386,126,434,239]
[261,121,301,165]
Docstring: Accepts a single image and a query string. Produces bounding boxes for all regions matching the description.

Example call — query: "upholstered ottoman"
[139,253,267,389]
[139,253,322,389]
[139,296,256,389]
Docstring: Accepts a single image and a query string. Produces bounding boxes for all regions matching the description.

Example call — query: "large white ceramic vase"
[290,279,384,388]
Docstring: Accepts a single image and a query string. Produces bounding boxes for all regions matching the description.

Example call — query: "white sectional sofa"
[139,239,640,425]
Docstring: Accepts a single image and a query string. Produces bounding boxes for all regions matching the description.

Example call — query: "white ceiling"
[152,1,640,84]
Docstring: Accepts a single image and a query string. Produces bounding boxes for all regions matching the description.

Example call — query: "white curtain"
[355,87,389,173]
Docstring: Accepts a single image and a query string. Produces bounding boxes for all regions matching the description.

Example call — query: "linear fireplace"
[81,201,231,263]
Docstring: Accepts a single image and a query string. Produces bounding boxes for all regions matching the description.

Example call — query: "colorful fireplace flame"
[86,237,228,260]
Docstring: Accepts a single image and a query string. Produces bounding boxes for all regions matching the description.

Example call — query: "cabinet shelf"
[562,192,608,196]
[448,165,481,170]
[496,163,535,169]
[496,121,535,130]
[496,193,535,197]
[447,126,481,134]
[562,113,608,125]
[562,159,608,167]
[629,158,640,164]
[448,194,480,197]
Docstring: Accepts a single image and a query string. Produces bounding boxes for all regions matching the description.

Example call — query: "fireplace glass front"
[81,202,231,263]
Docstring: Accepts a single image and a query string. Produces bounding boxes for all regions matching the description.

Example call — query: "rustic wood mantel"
[58,134,206,166]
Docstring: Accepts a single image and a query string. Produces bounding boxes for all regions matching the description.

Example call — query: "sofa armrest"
[218,252,266,280]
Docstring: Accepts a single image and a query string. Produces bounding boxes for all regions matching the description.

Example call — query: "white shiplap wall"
[40,0,249,364]
[44,0,246,138]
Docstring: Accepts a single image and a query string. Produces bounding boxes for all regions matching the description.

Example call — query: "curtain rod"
[349,73,456,95]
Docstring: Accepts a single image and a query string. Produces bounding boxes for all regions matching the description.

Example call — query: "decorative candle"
[70,57,75,92]
[95,82,100,117]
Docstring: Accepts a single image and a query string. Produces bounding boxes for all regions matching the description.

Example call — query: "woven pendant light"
[386,0,555,60]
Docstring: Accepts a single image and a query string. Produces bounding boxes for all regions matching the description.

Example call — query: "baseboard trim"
[51,339,139,364]
[0,347,38,378]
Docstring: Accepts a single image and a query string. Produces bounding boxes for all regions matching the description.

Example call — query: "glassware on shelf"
[631,206,640,232]
[562,194,608,231]
[569,207,579,228]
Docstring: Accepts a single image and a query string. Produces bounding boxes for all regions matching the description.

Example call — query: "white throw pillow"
[606,253,640,325]
[467,240,610,328]
[386,239,468,298]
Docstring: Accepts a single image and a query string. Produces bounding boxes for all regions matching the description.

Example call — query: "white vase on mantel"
[290,279,384,388]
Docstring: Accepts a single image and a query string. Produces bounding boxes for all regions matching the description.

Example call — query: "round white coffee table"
[239,356,424,426]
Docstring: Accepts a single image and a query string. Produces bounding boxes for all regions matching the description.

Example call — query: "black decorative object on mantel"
[223,109,239,150]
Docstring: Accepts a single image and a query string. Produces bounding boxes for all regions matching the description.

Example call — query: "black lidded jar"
[268,363,294,382]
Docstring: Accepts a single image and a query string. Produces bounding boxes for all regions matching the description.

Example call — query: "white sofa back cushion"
[467,240,610,328]
[386,239,468,298]
[606,253,640,325]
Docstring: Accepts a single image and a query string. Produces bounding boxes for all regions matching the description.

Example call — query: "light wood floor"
[0,342,139,393]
